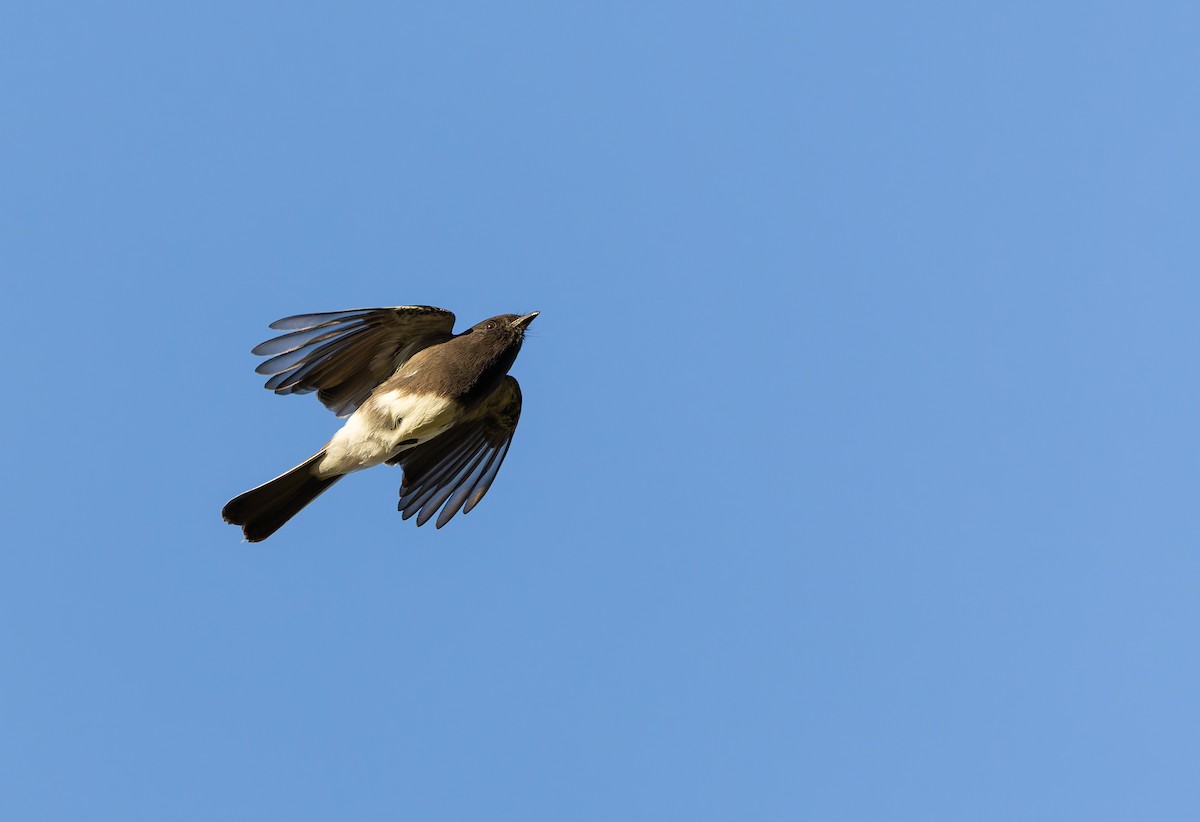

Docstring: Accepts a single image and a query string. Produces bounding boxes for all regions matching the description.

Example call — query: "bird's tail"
[222,451,341,542]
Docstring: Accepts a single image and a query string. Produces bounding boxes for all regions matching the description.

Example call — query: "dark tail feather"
[222,451,341,542]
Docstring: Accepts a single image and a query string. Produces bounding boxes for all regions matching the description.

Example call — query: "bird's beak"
[510,311,539,330]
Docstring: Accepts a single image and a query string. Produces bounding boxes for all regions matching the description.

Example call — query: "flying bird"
[222,306,538,541]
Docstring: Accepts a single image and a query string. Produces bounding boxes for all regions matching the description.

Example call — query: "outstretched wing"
[391,376,523,528]
[250,306,456,417]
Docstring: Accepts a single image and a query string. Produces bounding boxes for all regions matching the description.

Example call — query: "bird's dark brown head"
[463,310,538,364]
[450,311,538,405]
[467,311,539,338]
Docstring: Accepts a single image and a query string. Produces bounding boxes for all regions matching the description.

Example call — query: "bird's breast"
[318,390,459,476]
[372,389,459,435]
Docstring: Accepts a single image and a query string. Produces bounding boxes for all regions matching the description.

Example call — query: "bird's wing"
[390,376,523,528]
[251,306,457,417]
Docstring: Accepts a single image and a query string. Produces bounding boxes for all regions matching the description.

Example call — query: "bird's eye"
[485,321,496,330]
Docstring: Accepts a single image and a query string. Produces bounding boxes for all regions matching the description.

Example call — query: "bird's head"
[467,311,539,345]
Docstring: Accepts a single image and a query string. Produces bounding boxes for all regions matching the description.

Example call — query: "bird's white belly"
[318,391,457,476]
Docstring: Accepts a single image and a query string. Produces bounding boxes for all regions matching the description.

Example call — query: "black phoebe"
[222,306,538,542]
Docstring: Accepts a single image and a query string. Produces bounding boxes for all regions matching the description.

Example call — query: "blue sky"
[2,2,1198,819]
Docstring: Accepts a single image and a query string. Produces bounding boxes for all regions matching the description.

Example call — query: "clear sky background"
[2,2,1197,820]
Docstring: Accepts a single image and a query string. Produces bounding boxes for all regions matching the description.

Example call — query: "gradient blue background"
[3,2,1197,819]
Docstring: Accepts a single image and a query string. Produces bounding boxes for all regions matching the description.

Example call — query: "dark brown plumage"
[220,452,341,543]
[223,306,538,542]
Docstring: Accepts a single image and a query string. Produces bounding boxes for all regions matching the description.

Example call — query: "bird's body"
[222,306,538,542]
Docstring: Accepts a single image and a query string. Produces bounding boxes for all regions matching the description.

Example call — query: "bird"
[222,305,538,542]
